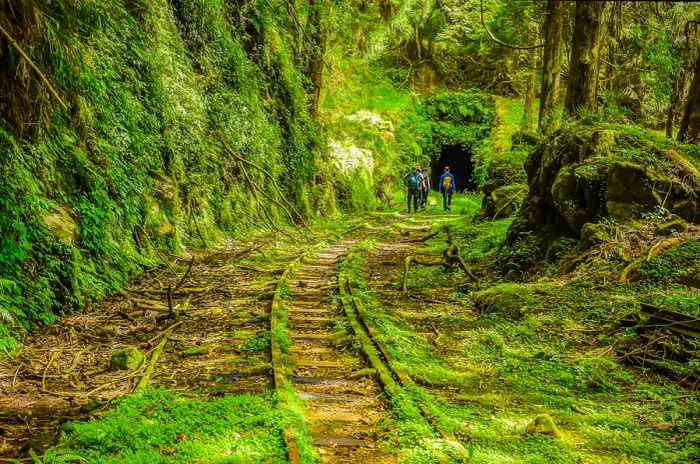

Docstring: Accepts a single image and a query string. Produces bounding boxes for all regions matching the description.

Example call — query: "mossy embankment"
[0,0,324,348]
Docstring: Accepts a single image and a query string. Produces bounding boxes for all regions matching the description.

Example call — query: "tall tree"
[564,0,605,116]
[302,0,330,117]
[522,44,539,131]
[677,52,700,143]
[538,0,564,132]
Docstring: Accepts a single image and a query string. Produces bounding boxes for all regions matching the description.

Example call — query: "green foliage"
[397,89,495,164]
[637,238,700,283]
[239,329,271,352]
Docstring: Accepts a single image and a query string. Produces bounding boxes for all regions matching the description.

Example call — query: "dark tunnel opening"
[430,145,477,193]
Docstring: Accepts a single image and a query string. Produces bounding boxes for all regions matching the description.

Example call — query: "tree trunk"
[538,0,564,133]
[303,0,329,118]
[522,46,538,131]
[564,0,604,117]
[602,1,622,101]
[666,67,686,138]
[677,54,700,144]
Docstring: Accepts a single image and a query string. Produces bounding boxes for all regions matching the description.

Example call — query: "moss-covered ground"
[343,193,699,464]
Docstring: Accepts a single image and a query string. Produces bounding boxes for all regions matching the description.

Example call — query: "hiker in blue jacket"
[403,165,421,213]
[439,166,455,211]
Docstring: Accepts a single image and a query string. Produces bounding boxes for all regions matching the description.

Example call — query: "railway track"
[270,219,467,463]
[272,237,392,463]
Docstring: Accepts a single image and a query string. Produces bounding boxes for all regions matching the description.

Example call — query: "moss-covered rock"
[42,205,77,244]
[504,125,700,266]
[525,413,561,438]
[110,346,144,370]
[477,130,534,220]
[655,216,688,236]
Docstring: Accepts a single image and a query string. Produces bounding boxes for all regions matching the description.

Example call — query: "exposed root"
[619,237,684,283]
[403,227,478,292]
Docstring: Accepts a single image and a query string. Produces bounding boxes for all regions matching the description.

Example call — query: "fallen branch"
[136,303,170,313]
[135,322,182,392]
[174,257,195,291]
[126,286,209,296]
[84,367,108,376]
[147,320,184,346]
[403,227,478,292]
[647,237,683,261]
[619,237,684,283]
[416,230,440,243]
[12,362,22,392]
[69,348,88,372]
[42,351,59,393]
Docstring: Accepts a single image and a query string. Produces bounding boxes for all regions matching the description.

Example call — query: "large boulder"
[505,127,700,261]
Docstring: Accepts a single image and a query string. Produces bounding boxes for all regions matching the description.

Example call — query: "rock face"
[506,127,700,258]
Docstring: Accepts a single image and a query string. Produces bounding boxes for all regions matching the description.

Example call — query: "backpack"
[407,172,419,188]
[442,175,452,190]
[419,173,428,191]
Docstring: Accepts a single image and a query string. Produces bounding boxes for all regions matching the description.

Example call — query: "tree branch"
[480,0,543,51]
[0,23,68,111]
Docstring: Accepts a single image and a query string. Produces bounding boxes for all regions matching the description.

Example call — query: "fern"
[0,306,14,325]
[0,278,19,291]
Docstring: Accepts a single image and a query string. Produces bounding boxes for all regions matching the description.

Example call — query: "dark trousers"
[442,189,453,210]
[407,188,420,212]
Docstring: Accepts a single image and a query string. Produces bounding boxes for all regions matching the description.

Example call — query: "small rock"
[110,346,144,370]
[525,413,561,438]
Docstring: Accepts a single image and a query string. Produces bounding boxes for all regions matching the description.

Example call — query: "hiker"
[439,166,455,211]
[403,165,421,213]
[419,168,430,209]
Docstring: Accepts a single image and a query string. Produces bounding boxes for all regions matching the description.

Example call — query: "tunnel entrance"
[430,145,477,192]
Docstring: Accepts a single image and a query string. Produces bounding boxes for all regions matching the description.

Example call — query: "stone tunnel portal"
[430,145,477,193]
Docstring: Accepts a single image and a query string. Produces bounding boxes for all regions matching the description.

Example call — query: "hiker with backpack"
[439,166,455,211]
[403,165,421,213]
[419,168,430,209]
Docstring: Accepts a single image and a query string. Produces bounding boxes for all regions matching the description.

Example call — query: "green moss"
[58,388,288,463]
[0,0,322,348]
